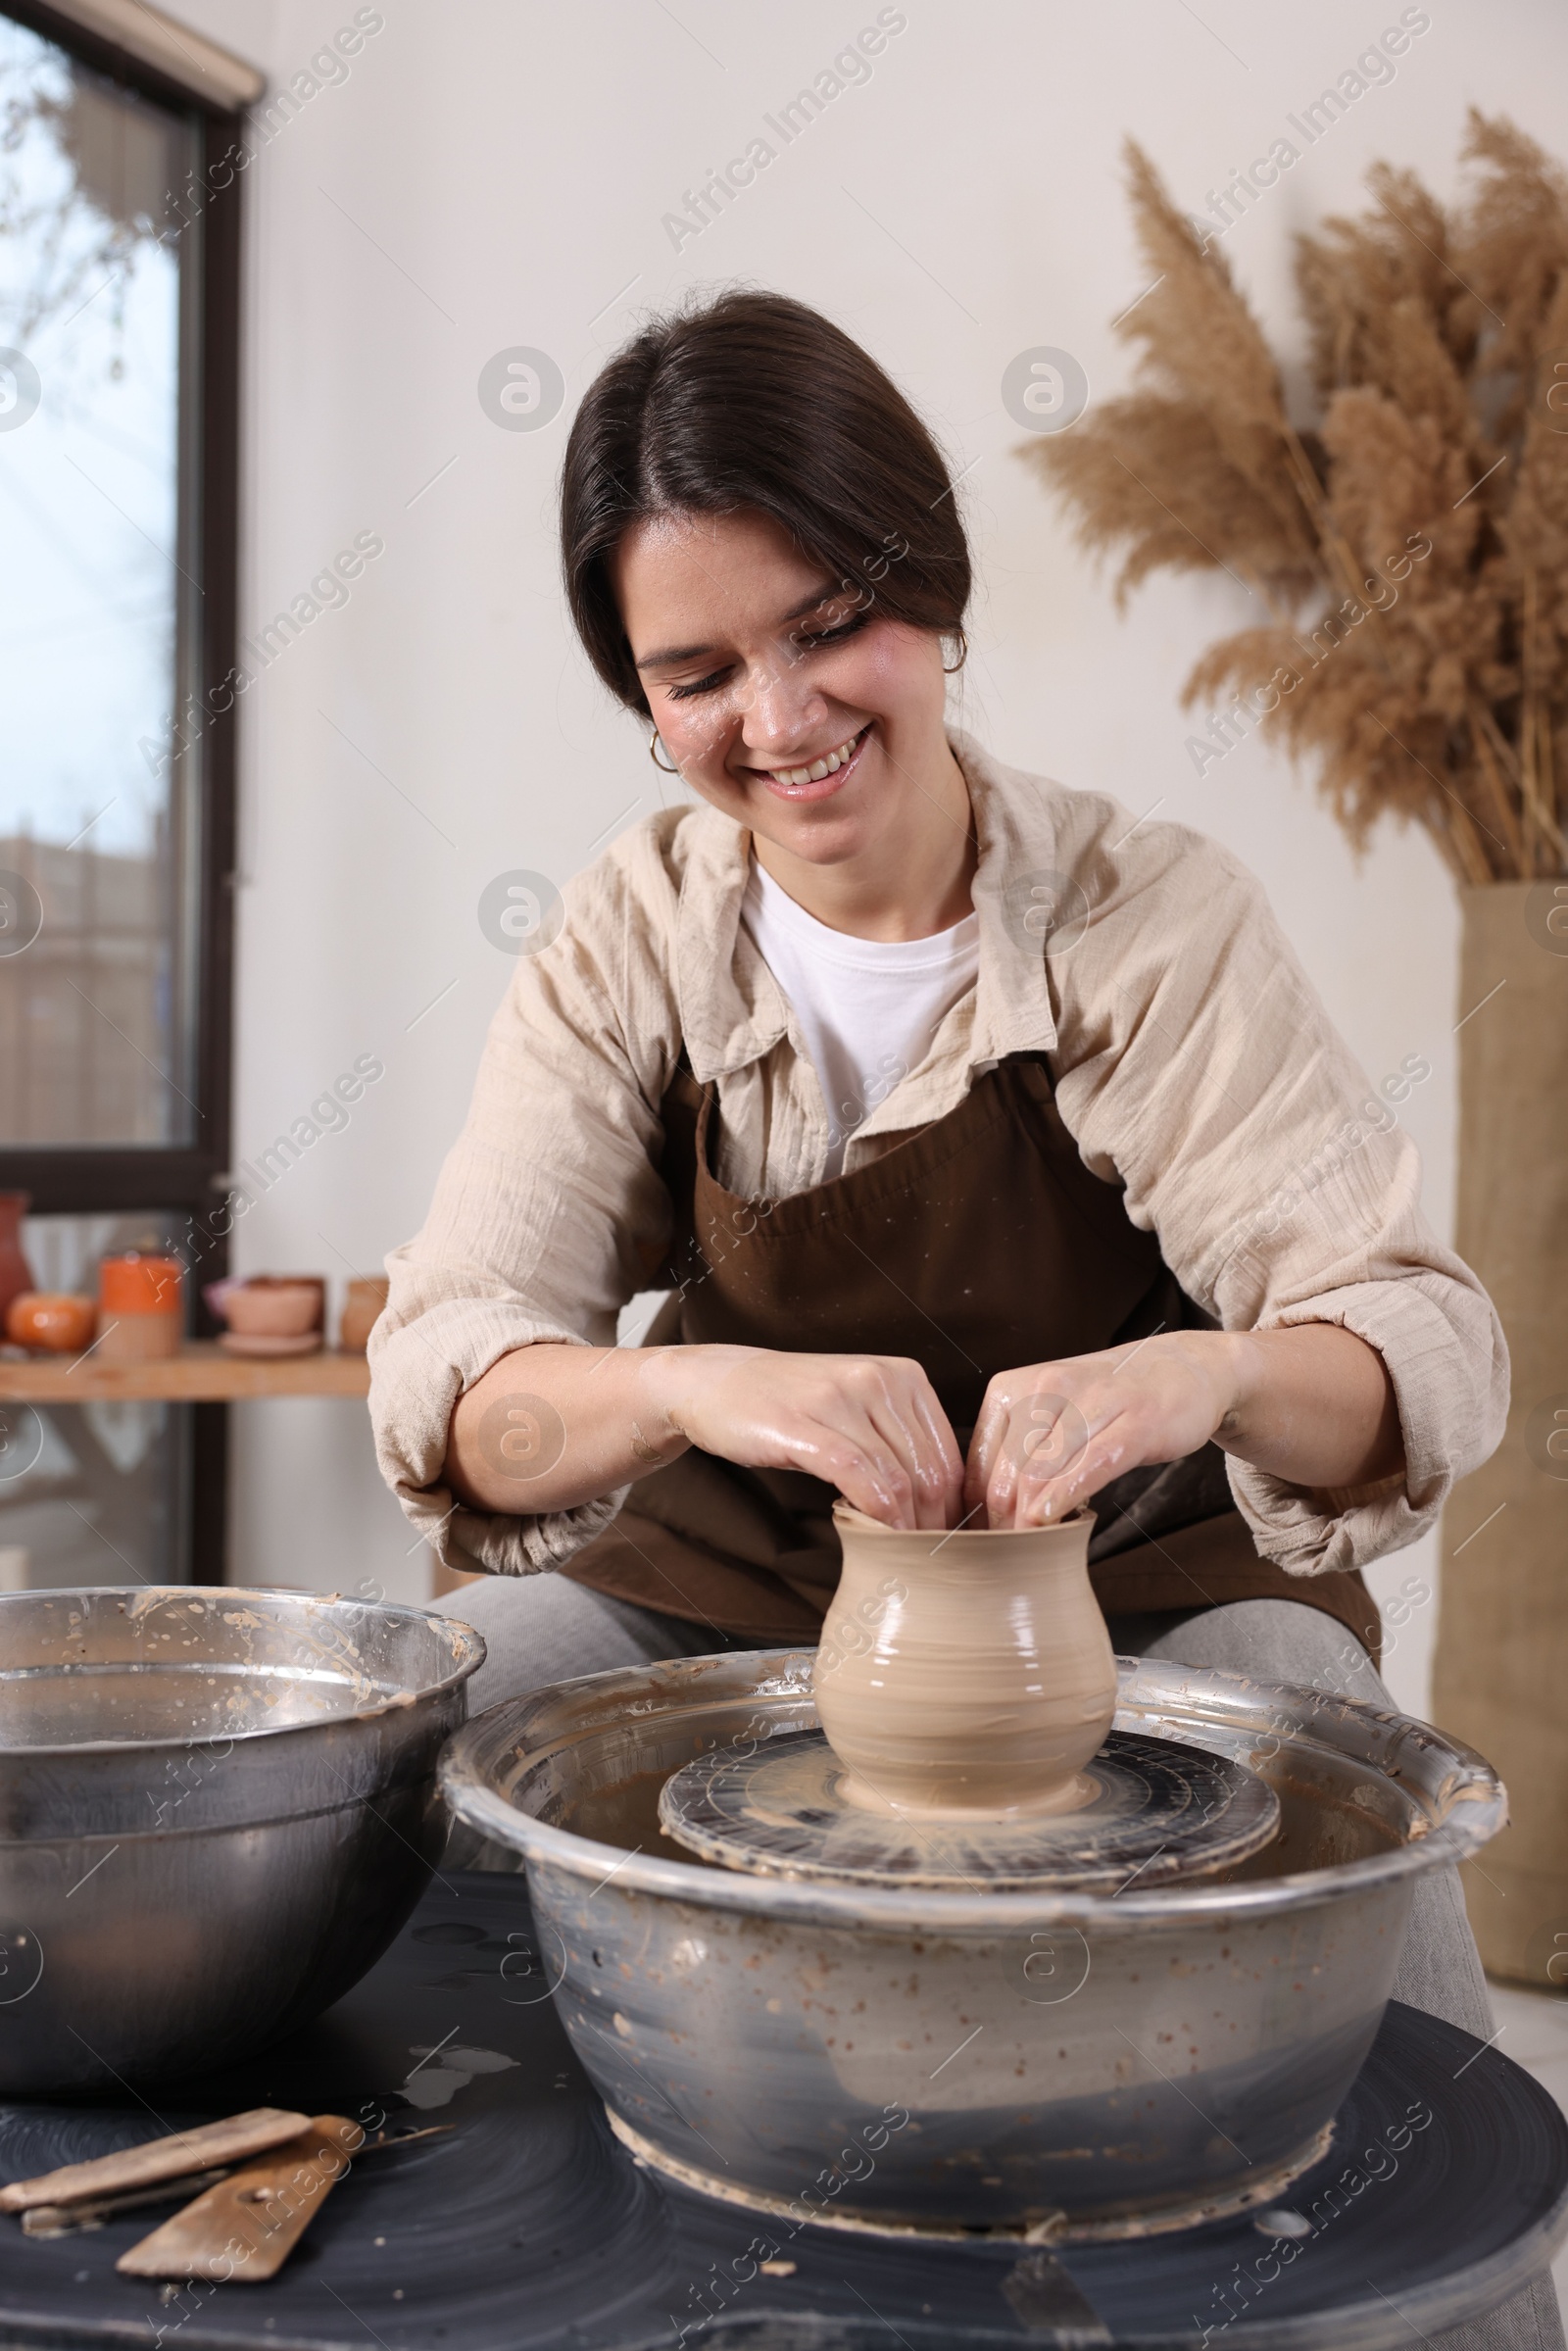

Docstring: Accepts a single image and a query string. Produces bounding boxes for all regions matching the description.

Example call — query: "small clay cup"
[815,1503,1117,1820]
[4,1293,97,1354]
[220,1277,325,1340]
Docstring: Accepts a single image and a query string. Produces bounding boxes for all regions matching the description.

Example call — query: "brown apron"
[564,1054,1381,1662]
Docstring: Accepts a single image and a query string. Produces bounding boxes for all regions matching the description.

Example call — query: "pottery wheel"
[658,1727,1281,1890]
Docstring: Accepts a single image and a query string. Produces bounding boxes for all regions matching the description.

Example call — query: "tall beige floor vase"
[1433,879,1568,1986]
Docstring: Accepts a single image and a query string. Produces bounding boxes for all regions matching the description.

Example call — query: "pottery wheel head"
[658,1729,1280,1890]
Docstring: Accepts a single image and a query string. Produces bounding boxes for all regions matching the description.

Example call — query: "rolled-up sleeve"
[1047,808,1508,1574]
[368,833,680,1579]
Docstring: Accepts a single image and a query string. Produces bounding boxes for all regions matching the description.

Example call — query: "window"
[0,0,242,1582]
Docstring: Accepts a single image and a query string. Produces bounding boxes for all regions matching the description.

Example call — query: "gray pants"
[434,1576,1563,2351]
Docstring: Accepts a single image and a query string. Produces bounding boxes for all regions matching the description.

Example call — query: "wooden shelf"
[0,1342,371,1403]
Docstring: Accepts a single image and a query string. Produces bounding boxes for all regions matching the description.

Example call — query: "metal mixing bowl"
[440,1649,1507,2240]
[0,1588,483,2093]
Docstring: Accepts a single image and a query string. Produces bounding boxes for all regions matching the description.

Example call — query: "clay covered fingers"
[965,1336,1236,1529]
[660,1347,964,1529]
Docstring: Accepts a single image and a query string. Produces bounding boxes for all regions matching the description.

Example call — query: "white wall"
[167,0,1565,1716]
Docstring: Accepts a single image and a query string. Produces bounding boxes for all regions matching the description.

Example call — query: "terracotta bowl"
[220,1277,325,1340]
[4,1293,97,1354]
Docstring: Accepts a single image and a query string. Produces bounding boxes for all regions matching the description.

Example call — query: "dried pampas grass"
[1023,115,1568,884]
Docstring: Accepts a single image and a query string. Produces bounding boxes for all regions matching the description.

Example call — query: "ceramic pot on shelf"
[815,1502,1116,1819]
[0,1196,36,1331]
[96,1255,184,1363]
[5,1295,96,1354]
[211,1276,325,1358]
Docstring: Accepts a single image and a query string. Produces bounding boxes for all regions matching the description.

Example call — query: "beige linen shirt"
[370,730,1506,1584]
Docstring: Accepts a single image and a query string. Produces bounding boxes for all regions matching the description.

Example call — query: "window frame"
[0,0,244,1563]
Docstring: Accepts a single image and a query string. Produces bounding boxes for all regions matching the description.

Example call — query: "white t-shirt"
[742,860,980,1178]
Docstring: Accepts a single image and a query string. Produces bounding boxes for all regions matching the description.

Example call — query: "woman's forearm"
[446,1344,690,1516]
[444,1340,966,1527]
[1213,1323,1403,1490]
[969,1320,1405,1528]
[444,1323,1402,1527]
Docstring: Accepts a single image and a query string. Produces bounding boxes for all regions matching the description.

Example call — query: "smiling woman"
[559,297,977,953]
[560,290,967,714]
[368,288,1500,1605]
[615,506,974,950]
[368,291,1495,1701]
[356,300,1534,2172]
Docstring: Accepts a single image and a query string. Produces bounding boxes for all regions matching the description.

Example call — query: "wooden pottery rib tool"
[116,2116,363,2281]
[22,2172,231,2239]
[0,2111,312,2216]
[22,2124,453,2241]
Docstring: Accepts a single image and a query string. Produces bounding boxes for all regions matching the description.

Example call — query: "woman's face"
[612,507,956,872]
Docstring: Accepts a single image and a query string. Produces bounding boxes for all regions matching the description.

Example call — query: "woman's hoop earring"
[649,728,680,773]
[942,629,968,675]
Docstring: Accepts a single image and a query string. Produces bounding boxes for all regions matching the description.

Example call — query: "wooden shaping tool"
[22,2171,230,2239]
[18,2125,453,2240]
[0,2110,312,2215]
[116,2116,363,2281]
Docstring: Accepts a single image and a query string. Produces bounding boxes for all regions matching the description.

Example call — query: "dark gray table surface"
[0,1871,1562,2349]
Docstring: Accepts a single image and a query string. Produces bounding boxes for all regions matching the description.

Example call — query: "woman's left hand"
[965,1324,1403,1530]
[965,1335,1232,1531]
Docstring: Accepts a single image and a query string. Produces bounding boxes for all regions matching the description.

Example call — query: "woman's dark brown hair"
[561,290,970,713]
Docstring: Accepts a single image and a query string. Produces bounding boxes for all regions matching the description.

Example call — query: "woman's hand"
[652,1346,963,1530]
[965,1325,1403,1530]
[446,1341,964,1530]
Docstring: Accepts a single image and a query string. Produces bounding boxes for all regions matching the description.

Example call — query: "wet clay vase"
[815,1503,1117,1819]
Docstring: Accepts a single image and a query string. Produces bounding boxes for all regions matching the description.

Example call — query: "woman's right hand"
[649,1346,964,1530]
[447,1341,963,1527]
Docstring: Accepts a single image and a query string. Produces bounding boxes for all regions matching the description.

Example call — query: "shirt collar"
[674,726,1061,1083]
[675,805,787,1081]
[956,728,1060,1063]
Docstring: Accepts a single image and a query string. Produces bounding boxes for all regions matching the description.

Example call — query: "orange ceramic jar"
[4,1293,97,1353]
[96,1255,184,1361]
